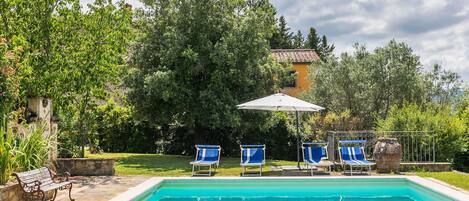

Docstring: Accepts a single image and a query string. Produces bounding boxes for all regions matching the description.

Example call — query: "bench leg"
[68,183,75,201]
[51,189,58,201]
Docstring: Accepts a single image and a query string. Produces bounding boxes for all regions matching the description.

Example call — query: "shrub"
[0,129,15,184]
[0,128,50,184]
[93,100,159,153]
[57,130,82,158]
[14,128,50,171]
[376,103,467,162]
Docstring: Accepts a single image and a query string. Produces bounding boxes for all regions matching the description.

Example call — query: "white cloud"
[271,0,469,84]
[83,0,469,84]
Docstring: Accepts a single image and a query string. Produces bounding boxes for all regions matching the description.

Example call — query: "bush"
[0,129,15,184]
[93,100,159,153]
[14,128,50,171]
[0,128,51,185]
[453,151,469,172]
[303,110,366,140]
[376,103,467,162]
[57,130,82,158]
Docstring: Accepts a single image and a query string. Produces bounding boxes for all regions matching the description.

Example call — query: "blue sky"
[81,0,469,83]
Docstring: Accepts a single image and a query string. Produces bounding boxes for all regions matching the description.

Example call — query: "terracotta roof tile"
[271,49,320,63]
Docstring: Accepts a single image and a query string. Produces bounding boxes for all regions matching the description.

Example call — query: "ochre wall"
[282,63,311,97]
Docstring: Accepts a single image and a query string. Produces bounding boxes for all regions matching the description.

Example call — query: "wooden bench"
[13,167,74,201]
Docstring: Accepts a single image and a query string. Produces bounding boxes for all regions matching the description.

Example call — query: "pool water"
[138,179,455,201]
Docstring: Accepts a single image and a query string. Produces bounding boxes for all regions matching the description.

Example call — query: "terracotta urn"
[373,137,402,173]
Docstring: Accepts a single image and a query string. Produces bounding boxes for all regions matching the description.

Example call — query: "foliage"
[292,30,304,48]
[92,99,159,153]
[127,0,287,155]
[0,35,26,131]
[0,129,15,184]
[270,16,293,49]
[14,128,50,172]
[376,103,467,162]
[305,40,426,127]
[57,130,82,158]
[0,128,50,185]
[453,151,469,173]
[423,64,463,105]
[304,28,335,59]
[303,110,366,141]
[0,0,133,157]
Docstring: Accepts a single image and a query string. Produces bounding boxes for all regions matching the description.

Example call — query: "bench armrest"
[53,172,70,182]
[23,180,42,192]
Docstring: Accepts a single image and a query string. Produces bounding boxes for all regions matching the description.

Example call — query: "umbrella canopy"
[237,93,324,111]
[237,93,324,169]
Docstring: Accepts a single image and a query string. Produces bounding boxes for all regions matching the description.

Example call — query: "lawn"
[415,171,469,191]
[88,152,469,191]
[87,152,297,176]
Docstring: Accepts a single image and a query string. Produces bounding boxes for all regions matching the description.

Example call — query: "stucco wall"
[282,63,312,96]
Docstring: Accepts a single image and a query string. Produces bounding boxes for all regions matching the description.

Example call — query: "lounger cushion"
[303,146,326,164]
[340,147,375,166]
[191,145,220,165]
[241,146,264,165]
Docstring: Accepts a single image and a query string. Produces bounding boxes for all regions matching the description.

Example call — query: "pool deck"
[55,176,150,201]
[56,174,469,201]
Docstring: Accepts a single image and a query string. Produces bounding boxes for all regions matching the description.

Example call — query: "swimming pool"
[111,177,469,201]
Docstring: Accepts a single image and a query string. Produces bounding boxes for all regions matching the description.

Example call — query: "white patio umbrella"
[237,93,324,169]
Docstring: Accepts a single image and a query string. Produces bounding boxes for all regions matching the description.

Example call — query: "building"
[271,49,320,96]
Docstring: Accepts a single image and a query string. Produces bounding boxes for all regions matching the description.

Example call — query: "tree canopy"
[126,0,287,145]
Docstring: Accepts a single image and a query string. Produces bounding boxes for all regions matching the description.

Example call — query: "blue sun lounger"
[240,145,265,176]
[302,142,332,176]
[190,145,221,176]
[338,140,375,176]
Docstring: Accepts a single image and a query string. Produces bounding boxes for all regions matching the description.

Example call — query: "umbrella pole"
[296,111,300,169]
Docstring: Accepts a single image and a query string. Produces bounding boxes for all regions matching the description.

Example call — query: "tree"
[0,0,133,157]
[318,35,335,58]
[304,27,334,59]
[292,30,304,48]
[270,16,293,49]
[305,27,320,51]
[424,64,462,104]
[305,40,426,126]
[126,0,287,151]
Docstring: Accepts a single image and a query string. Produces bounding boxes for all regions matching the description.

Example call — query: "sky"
[81,0,469,83]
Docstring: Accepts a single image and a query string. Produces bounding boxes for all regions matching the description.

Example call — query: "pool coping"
[109,176,469,201]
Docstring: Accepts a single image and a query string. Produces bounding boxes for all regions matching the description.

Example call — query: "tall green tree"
[270,16,293,49]
[305,27,320,51]
[292,30,304,48]
[318,35,335,58]
[304,27,334,59]
[127,0,286,147]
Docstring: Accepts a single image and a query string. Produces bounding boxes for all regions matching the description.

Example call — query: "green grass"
[415,171,469,191]
[87,152,297,176]
[88,152,469,191]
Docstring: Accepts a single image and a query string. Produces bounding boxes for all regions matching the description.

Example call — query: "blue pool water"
[138,178,455,201]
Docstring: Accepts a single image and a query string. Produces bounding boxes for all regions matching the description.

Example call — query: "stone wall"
[55,158,115,176]
[0,183,22,201]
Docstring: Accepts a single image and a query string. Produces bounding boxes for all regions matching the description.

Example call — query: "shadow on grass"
[100,153,299,176]
[115,154,193,173]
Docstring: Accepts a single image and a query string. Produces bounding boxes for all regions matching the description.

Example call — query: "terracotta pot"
[373,137,402,173]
